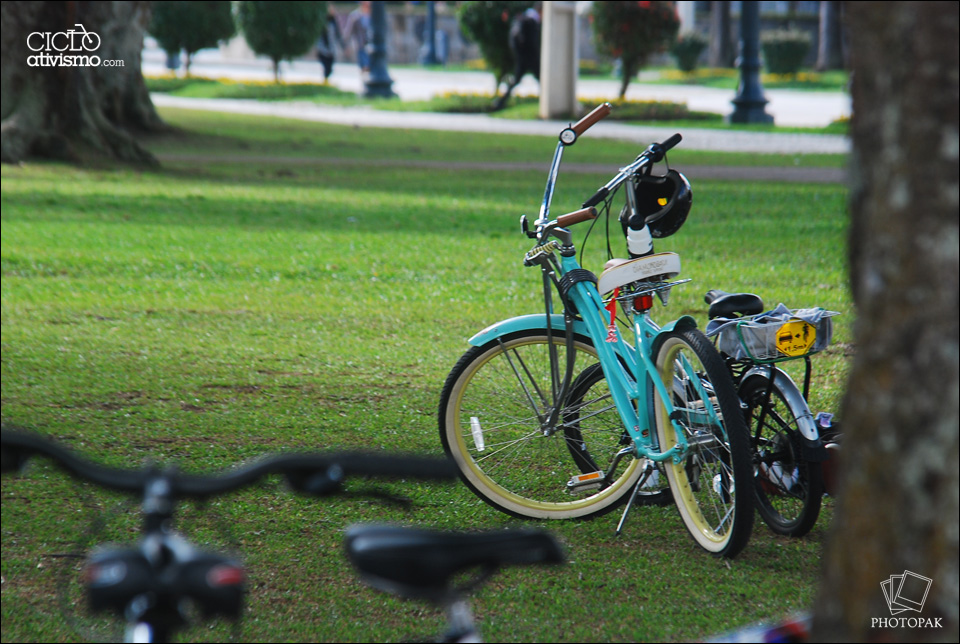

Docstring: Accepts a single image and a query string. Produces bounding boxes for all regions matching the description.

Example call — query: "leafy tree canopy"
[149,1,236,74]
[238,1,326,82]
[591,1,680,98]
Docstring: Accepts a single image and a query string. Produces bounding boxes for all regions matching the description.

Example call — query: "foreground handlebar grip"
[556,207,598,228]
[571,103,612,137]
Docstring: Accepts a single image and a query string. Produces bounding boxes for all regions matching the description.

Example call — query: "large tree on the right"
[813,2,958,641]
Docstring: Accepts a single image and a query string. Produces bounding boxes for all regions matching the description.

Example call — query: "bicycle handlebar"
[570,102,611,137]
[2,426,460,638]
[556,206,598,228]
[1,427,459,498]
[581,133,683,209]
[651,133,682,161]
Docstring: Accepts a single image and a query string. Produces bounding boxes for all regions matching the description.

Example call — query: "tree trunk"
[812,2,958,641]
[618,60,636,100]
[708,1,734,68]
[1,1,164,165]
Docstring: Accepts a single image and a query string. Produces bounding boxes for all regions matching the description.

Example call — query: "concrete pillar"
[676,1,696,33]
[539,1,578,120]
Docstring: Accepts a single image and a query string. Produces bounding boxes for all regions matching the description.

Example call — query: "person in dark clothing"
[493,6,541,111]
[316,6,344,82]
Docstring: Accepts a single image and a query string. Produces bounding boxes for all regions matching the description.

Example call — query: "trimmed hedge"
[761,30,812,76]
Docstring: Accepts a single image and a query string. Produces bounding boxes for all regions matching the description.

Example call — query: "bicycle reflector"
[634,294,654,312]
[620,169,692,238]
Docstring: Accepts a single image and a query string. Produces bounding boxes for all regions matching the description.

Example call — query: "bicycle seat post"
[141,470,175,535]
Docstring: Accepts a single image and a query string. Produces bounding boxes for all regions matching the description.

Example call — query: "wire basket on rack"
[713,304,839,363]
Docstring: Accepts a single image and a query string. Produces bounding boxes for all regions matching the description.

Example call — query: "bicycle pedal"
[567,471,604,492]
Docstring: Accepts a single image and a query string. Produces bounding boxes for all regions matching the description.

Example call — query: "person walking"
[493,4,541,110]
[344,0,373,74]
[316,5,344,82]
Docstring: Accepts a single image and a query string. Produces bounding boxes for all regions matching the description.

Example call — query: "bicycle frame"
[477,129,717,474]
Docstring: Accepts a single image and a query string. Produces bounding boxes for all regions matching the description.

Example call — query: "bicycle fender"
[655,315,699,336]
[741,366,821,443]
[468,314,590,347]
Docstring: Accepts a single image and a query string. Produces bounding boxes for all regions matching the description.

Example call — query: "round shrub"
[672,32,708,73]
[761,30,812,76]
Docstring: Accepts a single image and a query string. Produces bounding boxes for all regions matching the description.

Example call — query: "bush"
[761,30,812,76]
[579,98,720,122]
[672,32,708,73]
[457,1,535,90]
[421,93,721,123]
[149,1,236,75]
[591,1,681,98]
[237,1,326,82]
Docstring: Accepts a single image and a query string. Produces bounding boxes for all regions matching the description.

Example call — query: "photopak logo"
[27,23,124,68]
[872,570,942,629]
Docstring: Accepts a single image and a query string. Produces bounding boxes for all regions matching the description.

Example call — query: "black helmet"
[619,169,692,238]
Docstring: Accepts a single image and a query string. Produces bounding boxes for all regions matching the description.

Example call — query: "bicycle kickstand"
[615,461,658,535]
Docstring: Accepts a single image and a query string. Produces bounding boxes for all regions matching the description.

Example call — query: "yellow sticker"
[658,197,668,206]
[776,320,817,357]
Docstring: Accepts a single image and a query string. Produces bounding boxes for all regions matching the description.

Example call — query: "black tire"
[739,375,824,537]
[564,363,672,507]
[652,328,754,558]
[439,331,643,519]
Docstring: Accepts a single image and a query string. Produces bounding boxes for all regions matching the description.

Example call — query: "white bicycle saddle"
[597,252,681,295]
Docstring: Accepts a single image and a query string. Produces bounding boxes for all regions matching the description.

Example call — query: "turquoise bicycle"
[439,104,755,557]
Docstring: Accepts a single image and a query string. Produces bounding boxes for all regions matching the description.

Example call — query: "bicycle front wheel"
[439,331,643,520]
[652,328,754,557]
[739,375,824,537]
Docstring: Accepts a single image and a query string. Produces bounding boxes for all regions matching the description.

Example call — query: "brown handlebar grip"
[570,103,612,136]
[556,207,598,228]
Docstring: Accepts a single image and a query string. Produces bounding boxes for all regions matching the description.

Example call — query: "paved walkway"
[145,50,851,158]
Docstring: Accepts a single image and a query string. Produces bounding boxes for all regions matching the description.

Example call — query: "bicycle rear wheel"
[439,330,643,520]
[565,363,672,507]
[739,374,824,537]
[652,328,754,557]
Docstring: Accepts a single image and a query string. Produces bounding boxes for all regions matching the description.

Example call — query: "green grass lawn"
[1,108,851,642]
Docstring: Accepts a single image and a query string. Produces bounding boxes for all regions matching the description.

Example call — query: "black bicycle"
[702,290,839,537]
[2,427,563,642]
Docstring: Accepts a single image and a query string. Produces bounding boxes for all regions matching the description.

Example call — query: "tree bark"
[812,2,959,641]
[1,1,164,165]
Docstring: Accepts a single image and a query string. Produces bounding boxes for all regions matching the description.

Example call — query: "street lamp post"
[729,1,773,124]
[364,1,395,98]
[421,1,439,66]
